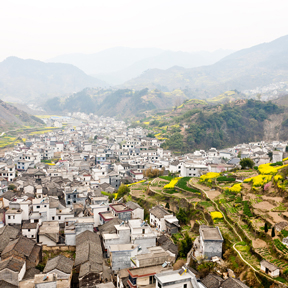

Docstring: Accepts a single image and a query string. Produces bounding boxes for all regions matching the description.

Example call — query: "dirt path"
[189,178,287,287]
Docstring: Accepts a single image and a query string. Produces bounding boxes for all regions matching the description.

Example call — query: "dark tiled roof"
[221,278,250,288]
[44,255,74,274]
[150,206,170,219]
[201,274,223,288]
[23,267,40,280]
[79,261,103,278]
[22,222,38,229]
[75,231,103,267]
[126,201,141,210]
[0,280,18,287]
[0,256,25,272]
[2,236,38,260]
[260,260,279,272]
[98,218,122,234]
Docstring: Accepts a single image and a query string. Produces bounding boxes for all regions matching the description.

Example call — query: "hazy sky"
[1,0,288,61]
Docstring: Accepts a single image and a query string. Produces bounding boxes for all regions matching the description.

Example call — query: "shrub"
[211,211,223,220]
[217,176,236,182]
[200,172,220,182]
[228,183,242,193]
[242,201,253,217]
[164,177,181,189]
[176,177,199,193]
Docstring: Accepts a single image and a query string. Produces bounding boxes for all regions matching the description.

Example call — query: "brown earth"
[252,238,267,249]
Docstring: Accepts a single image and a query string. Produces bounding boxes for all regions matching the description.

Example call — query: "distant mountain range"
[121,35,288,98]
[0,57,107,102]
[48,47,233,85]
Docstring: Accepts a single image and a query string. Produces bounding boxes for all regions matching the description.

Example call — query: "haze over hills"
[0,57,107,102]
[122,35,288,98]
[0,99,44,132]
[48,47,234,85]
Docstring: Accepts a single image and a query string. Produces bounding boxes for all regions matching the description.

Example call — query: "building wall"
[203,240,223,260]
[18,261,26,281]
[39,235,57,246]
[118,211,132,222]
[65,232,76,246]
[150,214,166,232]
[110,248,138,271]
[5,213,22,225]
[0,269,19,286]
[22,228,38,239]
[132,208,144,220]
[93,206,110,227]
[48,269,70,280]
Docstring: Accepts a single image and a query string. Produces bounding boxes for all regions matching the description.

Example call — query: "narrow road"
[189,178,287,287]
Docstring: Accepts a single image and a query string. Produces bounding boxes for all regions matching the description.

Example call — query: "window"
[68,195,70,199]
[149,276,155,284]
[74,194,76,198]
[68,201,70,205]
[58,216,61,220]
[184,284,187,288]
[32,235,34,238]
[52,216,55,220]
[8,216,10,219]
[44,205,46,208]
[28,229,30,232]
[36,206,40,209]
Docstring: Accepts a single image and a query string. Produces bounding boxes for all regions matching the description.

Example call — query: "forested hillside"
[45,88,190,118]
[137,100,287,151]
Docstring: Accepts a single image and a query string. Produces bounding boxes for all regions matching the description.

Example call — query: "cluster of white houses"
[0,113,283,287]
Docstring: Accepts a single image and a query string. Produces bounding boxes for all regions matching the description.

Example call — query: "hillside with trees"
[138,100,287,151]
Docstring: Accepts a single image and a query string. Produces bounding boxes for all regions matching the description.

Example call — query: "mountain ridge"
[0,56,107,102]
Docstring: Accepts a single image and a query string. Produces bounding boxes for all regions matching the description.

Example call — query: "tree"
[240,158,254,169]
[176,208,188,225]
[271,226,275,238]
[8,184,16,190]
[165,202,170,209]
[143,168,163,178]
[117,184,130,200]
[179,233,192,257]
[94,135,98,140]
[264,223,268,233]
[147,133,155,138]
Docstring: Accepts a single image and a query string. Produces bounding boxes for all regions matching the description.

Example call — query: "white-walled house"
[22,222,38,239]
[5,208,23,225]
[180,162,208,177]
[150,206,171,232]
[260,260,280,278]
[155,268,199,288]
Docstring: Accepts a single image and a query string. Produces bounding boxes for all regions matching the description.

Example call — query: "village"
[0,112,288,287]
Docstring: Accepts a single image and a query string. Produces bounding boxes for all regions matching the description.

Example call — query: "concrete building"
[192,225,224,260]
[260,260,280,278]
[155,268,200,288]
[38,221,59,246]
[109,244,139,271]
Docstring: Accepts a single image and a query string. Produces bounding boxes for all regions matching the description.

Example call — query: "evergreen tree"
[271,226,275,238]
[165,202,170,209]
[264,223,268,233]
